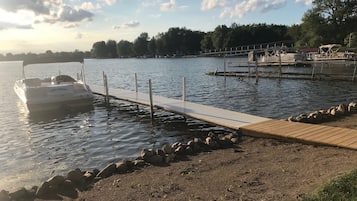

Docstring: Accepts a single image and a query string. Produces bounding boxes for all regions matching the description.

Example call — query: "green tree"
[201,32,213,50]
[299,0,357,46]
[117,40,134,57]
[91,41,108,58]
[133,32,149,57]
[211,25,229,50]
[148,37,157,57]
[106,40,118,58]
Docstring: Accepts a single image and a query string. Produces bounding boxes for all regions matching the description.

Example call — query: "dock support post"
[224,55,226,78]
[278,50,282,79]
[255,60,259,84]
[353,62,357,81]
[311,65,315,80]
[149,79,154,119]
[182,77,186,101]
[103,71,109,105]
[135,73,139,111]
[135,73,138,93]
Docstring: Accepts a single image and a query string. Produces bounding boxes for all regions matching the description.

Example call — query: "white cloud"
[0,0,50,15]
[150,14,161,18]
[0,0,94,26]
[161,0,176,11]
[261,0,286,12]
[75,32,83,39]
[57,5,93,22]
[201,0,227,10]
[219,0,288,18]
[64,23,79,28]
[295,0,313,5]
[79,2,101,11]
[113,20,140,29]
[0,21,33,30]
[105,0,117,6]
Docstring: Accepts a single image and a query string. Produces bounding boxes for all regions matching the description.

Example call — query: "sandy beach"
[49,115,357,201]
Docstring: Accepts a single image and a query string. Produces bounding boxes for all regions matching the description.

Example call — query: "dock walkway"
[91,85,357,150]
[90,85,269,129]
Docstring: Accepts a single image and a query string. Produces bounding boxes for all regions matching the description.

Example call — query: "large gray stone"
[115,160,129,174]
[0,190,10,201]
[162,144,173,154]
[67,168,83,185]
[348,102,357,113]
[140,149,155,160]
[9,188,35,201]
[146,155,164,165]
[96,163,117,178]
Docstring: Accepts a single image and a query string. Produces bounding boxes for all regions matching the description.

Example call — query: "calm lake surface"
[1,57,357,191]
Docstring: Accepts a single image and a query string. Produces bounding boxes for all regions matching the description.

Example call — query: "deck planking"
[91,85,357,150]
[240,119,357,150]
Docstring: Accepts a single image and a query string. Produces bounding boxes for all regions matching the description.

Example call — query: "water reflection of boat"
[14,58,93,113]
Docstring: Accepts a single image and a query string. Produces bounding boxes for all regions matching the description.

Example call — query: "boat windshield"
[52,75,76,83]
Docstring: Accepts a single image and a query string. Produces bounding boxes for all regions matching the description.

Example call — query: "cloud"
[150,14,161,18]
[295,0,313,5]
[261,0,286,12]
[161,0,176,11]
[201,0,227,10]
[113,20,140,29]
[105,0,117,6]
[0,0,52,15]
[79,2,101,11]
[57,5,93,22]
[64,23,79,28]
[0,21,33,30]
[219,0,288,18]
[75,32,83,39]
[0,0,94,26]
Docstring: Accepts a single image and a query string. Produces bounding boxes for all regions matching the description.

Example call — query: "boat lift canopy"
[21,56,85,79]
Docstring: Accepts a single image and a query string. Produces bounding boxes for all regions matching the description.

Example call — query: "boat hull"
[14,78,94,113]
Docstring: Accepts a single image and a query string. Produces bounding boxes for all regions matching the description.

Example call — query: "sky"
[0,0,313,54]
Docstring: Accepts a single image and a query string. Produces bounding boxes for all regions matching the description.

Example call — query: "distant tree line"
[0,0,355,61]
[0,50,91,63]
[91,24,291,58]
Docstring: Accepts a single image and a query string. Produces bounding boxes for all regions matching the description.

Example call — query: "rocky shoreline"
[0,132,239,201]
[2,101,357,200]
[287,101,357,124]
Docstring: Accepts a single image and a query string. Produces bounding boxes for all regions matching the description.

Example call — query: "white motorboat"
[14,59,93,113]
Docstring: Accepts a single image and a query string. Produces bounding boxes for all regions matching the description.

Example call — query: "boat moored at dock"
[14,58,93,113]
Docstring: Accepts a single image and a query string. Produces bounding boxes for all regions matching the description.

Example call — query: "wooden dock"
[90,85,270,129]
[240,120,357,150]
[90,84,357,150]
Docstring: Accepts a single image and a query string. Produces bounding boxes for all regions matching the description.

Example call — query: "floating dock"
[90,84,357,150]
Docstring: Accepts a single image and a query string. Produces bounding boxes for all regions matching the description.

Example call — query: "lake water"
[1,57,357,191]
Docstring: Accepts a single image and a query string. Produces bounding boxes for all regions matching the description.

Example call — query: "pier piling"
[149,79,154,119]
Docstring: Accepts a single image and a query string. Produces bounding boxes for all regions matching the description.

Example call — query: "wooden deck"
[90,85,270,129]
[240,119,357,150]
[91,85,357,150]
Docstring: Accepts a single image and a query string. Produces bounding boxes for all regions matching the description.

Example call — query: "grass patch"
[303,168,357,201]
